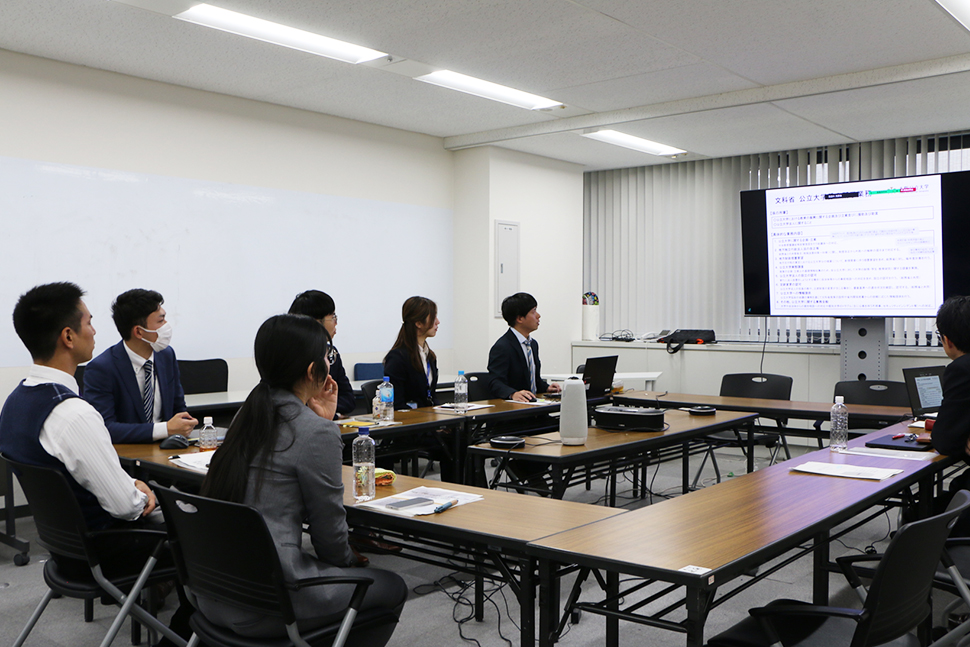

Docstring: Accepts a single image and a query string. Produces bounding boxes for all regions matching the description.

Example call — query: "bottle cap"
[204,416,213,425]
[458,370,465,376]
[834,396,844,404]
[358,427,370,435]
[383,376,389,382]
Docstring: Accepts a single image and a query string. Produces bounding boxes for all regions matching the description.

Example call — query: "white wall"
[0,49,584,398]
[0,48,455,397]
[453,147,585,376]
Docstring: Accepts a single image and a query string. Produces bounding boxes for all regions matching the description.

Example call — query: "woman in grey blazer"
[199,314,406,639]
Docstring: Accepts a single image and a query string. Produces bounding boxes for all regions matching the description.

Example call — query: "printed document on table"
[434,403,495,412]
[169,452,213,474]
[356,487,483,517]
[791,461,903,480]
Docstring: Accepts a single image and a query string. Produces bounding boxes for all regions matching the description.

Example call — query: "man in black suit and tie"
[83,289,197,444]
[487,292,562,402]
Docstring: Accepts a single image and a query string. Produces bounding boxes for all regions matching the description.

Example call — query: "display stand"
[840,317,890,381]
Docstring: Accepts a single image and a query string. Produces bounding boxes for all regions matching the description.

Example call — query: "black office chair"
[465,372,492,402]
[354,363,384,381]
[74,363,86,395]
[153,486,399,647]
[693,374,794,488]
[2,454,185,647]
[811,380,910,444]
[177,359,229,395]
[360,379,382,406]
[576,364,586,373]
[707,490,970,647]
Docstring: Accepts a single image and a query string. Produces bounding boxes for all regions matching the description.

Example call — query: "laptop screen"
[581,355,618,398]
[902,365,947,417]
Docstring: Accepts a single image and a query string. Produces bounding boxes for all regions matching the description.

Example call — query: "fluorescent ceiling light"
[415,70,562,110]
[935,0,970,30]
[581,130,686,156]
[174,4,387,64]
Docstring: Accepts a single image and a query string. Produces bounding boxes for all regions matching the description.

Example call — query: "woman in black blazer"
[383,296,439,410]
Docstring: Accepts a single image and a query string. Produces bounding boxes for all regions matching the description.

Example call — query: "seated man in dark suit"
[288,290,356,417]
[0,282,190,644]
[931,295,970,458]
[84,289,196,444]
[487,292,561,402]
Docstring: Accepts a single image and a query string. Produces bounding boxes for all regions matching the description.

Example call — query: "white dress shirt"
[510,327,536,392]
[122,342,168,440]
[25,364,148,521]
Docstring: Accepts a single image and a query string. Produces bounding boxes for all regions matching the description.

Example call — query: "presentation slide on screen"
[915,375,944,411]
[765,176,943,317]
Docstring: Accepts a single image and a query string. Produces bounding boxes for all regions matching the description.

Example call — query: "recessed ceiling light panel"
[174,4,387,64]
[581,130,686,156]
[935,0,970,30]
[416,70,562,110]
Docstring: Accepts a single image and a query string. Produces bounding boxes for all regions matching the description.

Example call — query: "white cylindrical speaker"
[559,378,588,445]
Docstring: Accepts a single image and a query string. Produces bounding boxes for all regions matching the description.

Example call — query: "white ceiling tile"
[550,63,758,112]
[775,72,970,142]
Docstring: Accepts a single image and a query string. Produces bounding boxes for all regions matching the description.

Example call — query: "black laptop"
[581,355,618,398]
[902,365,947,418]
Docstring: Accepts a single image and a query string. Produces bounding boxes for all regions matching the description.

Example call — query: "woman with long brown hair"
[382,296,439,410]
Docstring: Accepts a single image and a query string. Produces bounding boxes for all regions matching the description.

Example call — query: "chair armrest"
[750,604,865,645]
[83,528,169,566]
[836,553,882,588]
[289,574,376,611]
[946,538,970,548]
[289,574,375,590]
[751,604,865,621]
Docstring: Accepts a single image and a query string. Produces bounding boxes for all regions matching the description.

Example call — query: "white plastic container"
[559,378,589,445]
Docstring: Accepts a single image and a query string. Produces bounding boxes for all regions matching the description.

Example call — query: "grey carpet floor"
[0,444,962,646]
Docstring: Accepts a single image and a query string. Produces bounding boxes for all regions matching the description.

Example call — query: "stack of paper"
[357,486,483,517]
[791,461,903,481]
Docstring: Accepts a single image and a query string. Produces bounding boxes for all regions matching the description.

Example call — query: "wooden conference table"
[115,442,623,647]
[466,409,757,502]
[525,423,955,647]
[615,390,913,471]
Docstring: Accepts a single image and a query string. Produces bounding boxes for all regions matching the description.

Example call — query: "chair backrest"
[74,364,86,395]
[465,372,492,402]
[1,454,91,562]
[354,363,384,381]
[177,359,229,395]
[855,490,970,647]
[576,364,586,373]
[834,380,908,408]
[360,379,382,404]
[153,486,295,622]
[719,373,793,401]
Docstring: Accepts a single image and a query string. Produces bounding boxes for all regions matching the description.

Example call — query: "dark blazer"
[329,350,356,415]
[83,340,187,444]
[931,353,970,458]
[383,346,438,410]
[487,329,549,399]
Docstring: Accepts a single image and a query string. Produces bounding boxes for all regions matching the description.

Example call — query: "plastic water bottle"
[199,416,217,451]
[454,371,468,413]
[352,428,376,502]
[830,395,848,452]
[378,377,394,422]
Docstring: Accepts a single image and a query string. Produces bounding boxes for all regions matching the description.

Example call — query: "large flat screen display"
[741,170,970,317]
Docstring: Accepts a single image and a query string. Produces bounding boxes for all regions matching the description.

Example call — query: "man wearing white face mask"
[84,289,197,444]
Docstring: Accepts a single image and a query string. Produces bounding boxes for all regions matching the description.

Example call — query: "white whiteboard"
[0,155,453,367]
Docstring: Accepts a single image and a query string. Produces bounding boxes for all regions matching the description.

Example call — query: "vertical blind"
[584,133,970,345]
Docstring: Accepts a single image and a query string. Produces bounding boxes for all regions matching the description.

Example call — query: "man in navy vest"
[0,284,160,563]
[83,288,196,444]
[0,282,189,645]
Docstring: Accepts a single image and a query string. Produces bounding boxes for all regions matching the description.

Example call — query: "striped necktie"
[143,359,154,423]
[523,340,536,393]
